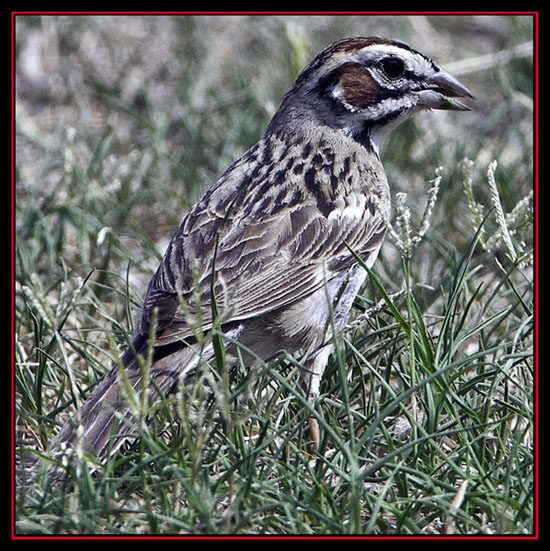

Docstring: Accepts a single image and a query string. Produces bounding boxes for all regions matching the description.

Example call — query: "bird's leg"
[300,344,333,450]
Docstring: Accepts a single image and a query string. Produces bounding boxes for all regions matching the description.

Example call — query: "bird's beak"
[416,67,475,111]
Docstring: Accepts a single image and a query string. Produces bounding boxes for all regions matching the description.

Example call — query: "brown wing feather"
[139,131,389,346]
[143,198,385,346]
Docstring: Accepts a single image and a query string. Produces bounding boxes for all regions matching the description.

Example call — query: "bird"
[51,36,473,462]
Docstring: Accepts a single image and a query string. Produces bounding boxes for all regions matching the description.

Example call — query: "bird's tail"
[50,335,203,462]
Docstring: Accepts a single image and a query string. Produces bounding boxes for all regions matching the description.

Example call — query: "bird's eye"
[380,57,405,79]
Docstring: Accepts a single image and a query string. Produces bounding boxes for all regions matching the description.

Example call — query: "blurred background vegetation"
[15,14,534,535]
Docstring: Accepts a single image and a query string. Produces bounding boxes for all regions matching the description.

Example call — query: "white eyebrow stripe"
[342,43,435,76]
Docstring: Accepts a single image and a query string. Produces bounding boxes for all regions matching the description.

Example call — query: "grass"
[14,14,535,536]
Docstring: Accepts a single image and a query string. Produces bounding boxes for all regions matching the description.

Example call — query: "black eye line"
[374,58,430,87]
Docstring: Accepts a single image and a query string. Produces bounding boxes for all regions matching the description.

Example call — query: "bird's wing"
[141,196,385,346]
[139,133,388,346]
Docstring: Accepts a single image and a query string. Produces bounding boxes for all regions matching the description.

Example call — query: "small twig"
[444,41,533,77]
[444,479,469,534]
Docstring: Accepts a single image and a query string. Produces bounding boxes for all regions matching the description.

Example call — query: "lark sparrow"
[52,36,473,460]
